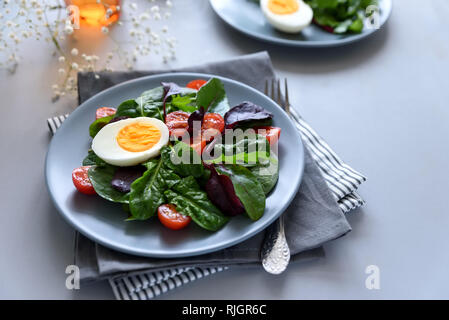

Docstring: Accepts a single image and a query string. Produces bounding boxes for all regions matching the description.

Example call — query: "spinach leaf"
[114,99,141,118]
[249,154,279,195]
[83,149,106,166]
[128,158,181,220]
[139,86,164,102]
[205,150,270,167]
[89,115,114,138]
[305,0,377,34]
[88,165,130,203]
[196,78,230,116]
[161,144,204,178]
[215,164,266,221]
[164,176,229,231]
[213,132,270,157]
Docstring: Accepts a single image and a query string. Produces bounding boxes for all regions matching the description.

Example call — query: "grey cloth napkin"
[55,51,364,298]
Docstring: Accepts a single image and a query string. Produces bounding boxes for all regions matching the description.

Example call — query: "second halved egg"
[261,0,313,34]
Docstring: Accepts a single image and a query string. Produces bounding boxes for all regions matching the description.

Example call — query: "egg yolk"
[268,0,299,14]
[116,122,161,152]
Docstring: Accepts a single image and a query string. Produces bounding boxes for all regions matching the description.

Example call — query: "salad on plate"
[71,78,281,232]
[255,0,379,34]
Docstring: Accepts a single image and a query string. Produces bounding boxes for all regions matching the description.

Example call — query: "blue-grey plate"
[45,73,304,258]
[210,0,392,47]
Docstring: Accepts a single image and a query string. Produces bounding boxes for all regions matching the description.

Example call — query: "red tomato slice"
[95,107,116,120]
[186,79,207,90]
[201,113,225,142]
[255,126,281,146]
[157,204,192,230]
[191,138,206,156]
[72,166,96,195]
[165,111,190,137]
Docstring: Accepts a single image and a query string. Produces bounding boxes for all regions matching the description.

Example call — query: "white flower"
[166,1,173,8]
[58,56,65,63]
[71,48,79,56]
[139,13,150,21]
[101,26,109,34]
[58,68,66,75]
[64,25,74,35]
[71,62,79,70]
[130,3,137,10]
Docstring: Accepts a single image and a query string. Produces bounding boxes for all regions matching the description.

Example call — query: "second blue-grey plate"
[45,73,304,258]
[209,0,392,47]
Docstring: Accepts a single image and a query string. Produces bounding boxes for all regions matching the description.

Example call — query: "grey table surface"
[1,0,448,299]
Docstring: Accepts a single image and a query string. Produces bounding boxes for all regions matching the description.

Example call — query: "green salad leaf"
[83,149,106,166]
[249,153,279,195]
[89,115,114,138]
[162,143,204,178]
[171,94,197,112]
[305,0,377,34]
[87,165,130,203]
[196,78,230,116]
[215,165,266,221]
[129,158,181,220]
[164,176,229,231]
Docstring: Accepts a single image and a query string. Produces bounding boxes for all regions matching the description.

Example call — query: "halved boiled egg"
[261,0,313,34]
[92,117,169,166]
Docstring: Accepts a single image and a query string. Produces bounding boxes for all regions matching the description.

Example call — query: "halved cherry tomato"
[202,113,225,142]
[255,126,281,146]
[186,79,207,90]
[95,107,116,120]
[157,204,192,230]
[72,166,96,195]
[165,111,190,137]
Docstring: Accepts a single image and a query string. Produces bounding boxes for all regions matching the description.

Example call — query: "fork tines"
[265,78,290,115]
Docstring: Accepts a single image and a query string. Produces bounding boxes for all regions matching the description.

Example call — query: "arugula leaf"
[196,78,230,116]
[128,158,181,220]
[164,176,229,231]
[88,165,130,203]
[171,94,197,112]
[215,165,266,221]
[89,115,114,138]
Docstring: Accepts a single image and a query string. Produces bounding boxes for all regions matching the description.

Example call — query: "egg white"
[261,0,313,34]
[92,117,169,167]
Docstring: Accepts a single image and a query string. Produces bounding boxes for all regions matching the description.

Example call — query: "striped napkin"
[47,107,365,299]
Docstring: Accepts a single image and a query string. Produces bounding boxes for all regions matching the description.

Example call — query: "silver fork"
[260,78,291,275]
